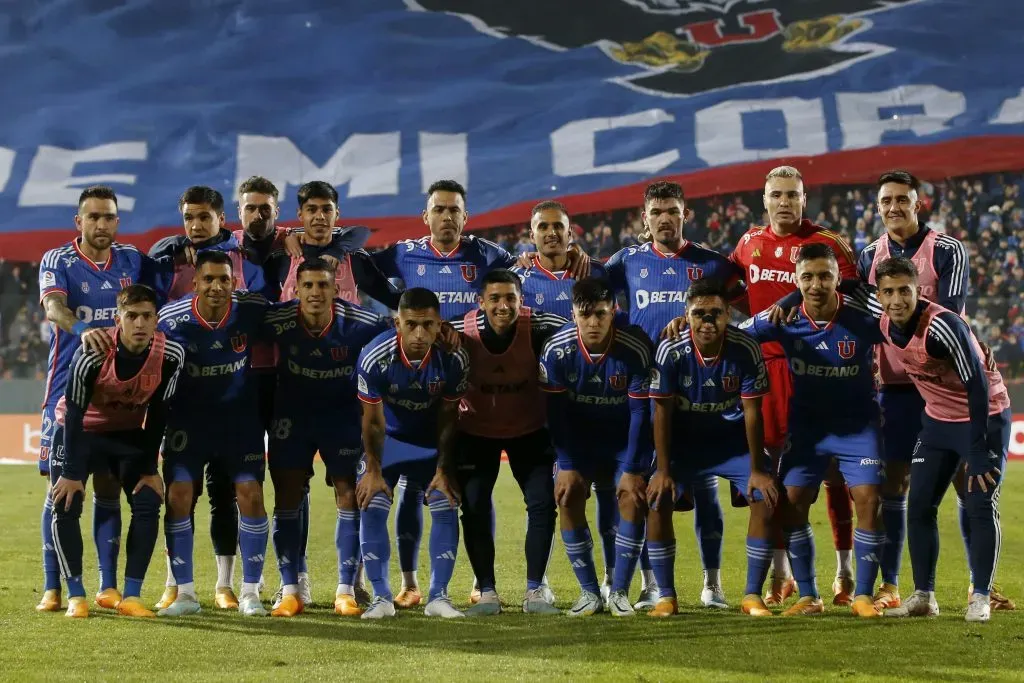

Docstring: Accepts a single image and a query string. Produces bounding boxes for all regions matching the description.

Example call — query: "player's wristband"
[71,321,90,336]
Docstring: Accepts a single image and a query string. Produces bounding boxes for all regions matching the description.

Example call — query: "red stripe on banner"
[3,135,1024,262]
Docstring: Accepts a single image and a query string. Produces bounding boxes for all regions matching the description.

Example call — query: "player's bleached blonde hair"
[765,165,803,182]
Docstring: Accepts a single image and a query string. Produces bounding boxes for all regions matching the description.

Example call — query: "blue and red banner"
[2,0,1023,260]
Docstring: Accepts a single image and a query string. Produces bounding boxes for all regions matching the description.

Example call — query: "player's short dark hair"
[795,243,837,265]
[296,257,337,279]
[685,278,728,305]
[78,186,118,209]
[643,181,684,205]
[195,249,233,273]
[877,170,920,193]
[179,185,224,212]
[398,287,440,314]
[572,278,615,316]
[296,181,338,208]
[116,284,158,310]
[531,200,569,220]
[875,256,919,283]
[479,268,522,295]
[237,175,279,200]
[427,179,467,201]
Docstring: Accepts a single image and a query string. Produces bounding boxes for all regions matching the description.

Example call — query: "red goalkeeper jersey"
[730,219,856,360]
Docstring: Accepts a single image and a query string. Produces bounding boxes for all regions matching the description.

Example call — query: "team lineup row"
[34,168,1010,623]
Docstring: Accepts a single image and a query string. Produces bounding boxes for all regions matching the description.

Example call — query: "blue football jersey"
[512,259,608,319]
[650,325,767,452]
[367,235,515,320]
[157,291,269,416]
[605,241,742,341]
[264,299,390,418]
[38,240,150,407]
[357,329,470,448]
[741,296,884,426]
[539,322,652,463]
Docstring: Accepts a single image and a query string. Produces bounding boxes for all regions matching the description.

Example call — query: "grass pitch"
[1,464,1022,682]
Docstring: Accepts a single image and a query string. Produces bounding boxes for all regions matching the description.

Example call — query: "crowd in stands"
[2,171,1022,381]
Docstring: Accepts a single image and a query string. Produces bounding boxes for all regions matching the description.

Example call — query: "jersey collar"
[532,255,570,280]
[577,327,614,366]
[693,337,724,367]
[299,304,335,339]
[652,240,689,259]
[397,334,433,369]
[73,238,113,271]
[427,238,463,258]
[191,296,233,330]
[801,293,841,331]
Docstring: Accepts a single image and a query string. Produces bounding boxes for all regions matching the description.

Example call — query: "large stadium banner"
[2,0,1023,260]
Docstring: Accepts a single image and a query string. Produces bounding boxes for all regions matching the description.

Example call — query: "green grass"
[1,464,1023,682]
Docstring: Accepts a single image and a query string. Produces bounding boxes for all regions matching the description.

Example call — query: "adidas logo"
[703,378,716,387]
[435,550,457,561]
[211,341,223,350]
[101,281,113,290]
[409,381,422,390]
[589,374,604,384]
[663,267,677,275]
[859,553,881,563]
[280,556,291,564]
[556,291,569,301]
[171,557,187,566]
[342,558,359,566]
[362,553,380,561]
[816,341,828,351]
[310,349,323,357]
[440,265,452,274]
[570,558,588,569]
[247,554,264,563]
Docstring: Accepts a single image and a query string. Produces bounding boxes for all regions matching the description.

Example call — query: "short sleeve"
[356,352,382,404]
[738,313,774,343]
[444,347,471,400]
[650,340,679,398]
[538,343,567,393]
[739,338,769,398]
[39,251,68,301]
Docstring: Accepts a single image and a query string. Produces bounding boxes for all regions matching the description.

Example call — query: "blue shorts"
[268,413,361,479]
[162,417,266,485]
[673,449,767,503]
[555,457,632,488]
[879,386,925,465]
[38,404,58,475]
[781,420,883,489]
[358,438,438,492]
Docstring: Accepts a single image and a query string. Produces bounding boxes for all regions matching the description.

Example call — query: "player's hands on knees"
[661,316,687,340]
[134,474,165,501]
[616,472,647,509]
[566,244,592,279]
[80,327,115,355]
[51,476,85,511]
[555,469,585,508]
[646,470,675,511]
[427,468,460,508]
[967,465,1002,494]
[356,468,391,510]
[748,470,779,512]
[437,322,462,352]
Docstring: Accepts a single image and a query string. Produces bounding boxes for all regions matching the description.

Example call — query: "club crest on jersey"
[417,264,426,276]
[120,276,133,288]
[460,265,477,282]
[790,247,800,263]
[610,372,627,390]
[640,268,649,279]
[774,247,783,258]
[231,334,248,353]
[331,346,349,361]
[686,266,704,280]
[722,374,738,392]
[428,377,444,394]
[682,375,693,387]
[837,339,856,359]
[535,293,544,305]
[80,281,90,293]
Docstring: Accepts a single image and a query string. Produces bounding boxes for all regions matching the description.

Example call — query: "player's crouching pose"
[540,278,653,617]
[648,278,778,617]
[156,251,272,617]
[356,288,470,619]
[263,258,390,617]
[49,285,184,618]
